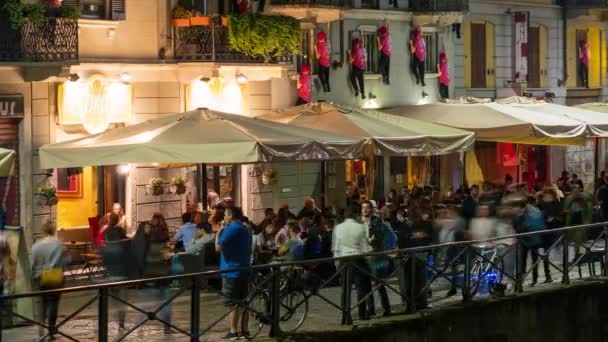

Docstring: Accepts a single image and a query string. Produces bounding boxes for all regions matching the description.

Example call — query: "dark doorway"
[471,23,487,88]
[103,166,127,214]
[576,29,588,88]
[527,26,541,88]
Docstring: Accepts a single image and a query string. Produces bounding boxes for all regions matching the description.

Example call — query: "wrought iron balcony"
[409,0,469,12]
[270,0,351,7]
[564,0,608,7]
[0,18,79,63]
[173,24,293,64]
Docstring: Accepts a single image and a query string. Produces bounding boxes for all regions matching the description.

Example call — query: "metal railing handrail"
[2,221,607,300]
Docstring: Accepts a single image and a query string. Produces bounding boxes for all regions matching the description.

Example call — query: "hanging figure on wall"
[410,27,426,87]
[377,21,392,85]
[315,31,331,92]
[296,64,312,105]
[437,52,450,99]
[579,40,590,89]
[349,34,367,99]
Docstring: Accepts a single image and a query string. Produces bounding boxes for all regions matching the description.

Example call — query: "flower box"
[190,16,211,26]
[172,18,191,27]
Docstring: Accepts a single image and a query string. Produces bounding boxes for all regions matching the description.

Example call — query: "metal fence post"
[269,266,281,338]
[0,297,4,342]
[603,225,608,277]
[190,276,201,342]
[562,233,570,285]
[462,247,472,302]
[515,242,523,293]
[341,261,353,325]
[407,251,417,313]
[98,288,108,342]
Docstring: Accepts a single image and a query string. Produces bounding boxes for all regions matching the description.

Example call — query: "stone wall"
[288,281,608,342]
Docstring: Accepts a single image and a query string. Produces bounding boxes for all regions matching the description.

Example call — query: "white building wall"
[454,0,564,99]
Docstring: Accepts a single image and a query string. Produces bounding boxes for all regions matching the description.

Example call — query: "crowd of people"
[19,168,608,339]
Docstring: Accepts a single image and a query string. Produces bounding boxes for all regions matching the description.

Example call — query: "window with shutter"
[349,30,378,74]
[423,32,438,75]
[61,0,125,20]
[111,0,126,20]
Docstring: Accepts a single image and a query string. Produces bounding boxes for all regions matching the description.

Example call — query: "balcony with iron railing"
[270,0,469,11]
[409,0,469,12]
[0,18,79,63]
[173,19,293,63]
[564,0,608,8]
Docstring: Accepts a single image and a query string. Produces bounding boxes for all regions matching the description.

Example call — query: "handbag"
[40,267,64,289]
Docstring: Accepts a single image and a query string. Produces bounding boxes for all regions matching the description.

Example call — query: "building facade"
[0,0,297,245]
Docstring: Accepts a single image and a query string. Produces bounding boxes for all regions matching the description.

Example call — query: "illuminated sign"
[58,74,133,134]
[0,95,24,118]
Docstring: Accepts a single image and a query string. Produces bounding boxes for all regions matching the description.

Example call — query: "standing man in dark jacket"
[361,201,391,317]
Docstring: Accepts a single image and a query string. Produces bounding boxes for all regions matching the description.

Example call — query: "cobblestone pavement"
[2,245,603,342]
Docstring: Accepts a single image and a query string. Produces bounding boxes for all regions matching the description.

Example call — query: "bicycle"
[467,243,505,297]
[242,266,309,338]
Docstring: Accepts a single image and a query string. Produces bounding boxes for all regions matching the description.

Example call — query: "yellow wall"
[57,167,98,229]
[78,0,163,60]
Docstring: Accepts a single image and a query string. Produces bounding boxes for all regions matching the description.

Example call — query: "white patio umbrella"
[39,108,368,168]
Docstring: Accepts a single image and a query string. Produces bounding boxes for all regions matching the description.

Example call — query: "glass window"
[423,32,439,74]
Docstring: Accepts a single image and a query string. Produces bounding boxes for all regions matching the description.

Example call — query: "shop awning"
[0,148,16,177]
[39,109,368,169]
[385,102,588,146]
[258,102,475,156]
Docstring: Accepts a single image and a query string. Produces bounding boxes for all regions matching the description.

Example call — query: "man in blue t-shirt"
[215,206,252,340]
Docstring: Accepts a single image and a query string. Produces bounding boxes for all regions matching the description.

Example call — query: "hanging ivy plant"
[227,14,300,62]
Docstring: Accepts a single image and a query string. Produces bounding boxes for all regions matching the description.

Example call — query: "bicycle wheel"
[242,290,270,339]
[278,290,308,333]
[466,259,483,297]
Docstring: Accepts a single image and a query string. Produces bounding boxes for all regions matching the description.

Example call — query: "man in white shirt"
[333,212,372,321]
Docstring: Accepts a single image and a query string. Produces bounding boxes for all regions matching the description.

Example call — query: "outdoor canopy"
[39,108,368,169]
[507,102,608,137]
[258,102,475,156]
[384,102,588,146]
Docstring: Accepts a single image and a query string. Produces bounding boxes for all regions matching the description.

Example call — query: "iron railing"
[173,20,293,63]
[409,0,469,11]
[1,222,608,341]
[0,18,79,63]
[270,0,352,6]
[564,0,608,7]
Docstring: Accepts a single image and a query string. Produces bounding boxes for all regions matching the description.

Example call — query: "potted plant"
[146,178,167,196]
[190,10,210,26]
[170,177,187,195]
[261,169,277,185]
[36,186,57,207]
[2,0,80,30]
[171,6,192,27]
